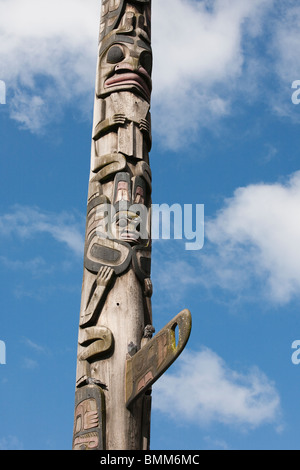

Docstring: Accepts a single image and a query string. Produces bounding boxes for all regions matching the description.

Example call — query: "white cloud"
[22,357,39,370]
[151,0,273,147]
[23,338,48,355]
[152,0,270,91]
[272,4,300,85]
[9,91,48,133]
[0,0,274,144]
[153,348,281,429]
[0,0,100,131]
[267,3,300,120]
[2,0,300,146]
[0,255,48,272]
[152,171,300,306]
[203,436,230,450]
[0,205,85,257]
[0,435,24,450]
[204,171,300,304]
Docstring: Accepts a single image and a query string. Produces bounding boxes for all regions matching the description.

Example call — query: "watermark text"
[0,340,6,365]
[0,80,6,105]
[291,80,300,105]
[94,203,205,251]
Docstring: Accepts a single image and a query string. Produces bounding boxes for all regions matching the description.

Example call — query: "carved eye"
[140,52,152,75]
[116,215,128,228]
[107,45,125,64]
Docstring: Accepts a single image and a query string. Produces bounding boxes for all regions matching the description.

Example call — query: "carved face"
[110,210,143,244]
[97,38,152,102]
[110,173,148,244]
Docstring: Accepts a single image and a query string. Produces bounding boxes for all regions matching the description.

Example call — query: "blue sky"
[1,0,300,450]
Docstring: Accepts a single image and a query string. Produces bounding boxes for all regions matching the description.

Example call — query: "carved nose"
[115,63,132,72]
[115,60,139,73]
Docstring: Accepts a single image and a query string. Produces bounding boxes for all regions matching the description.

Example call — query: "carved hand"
[139,118,150,134]
[111,113,126,126]
[93,114,126,141]
[96,265,114,287]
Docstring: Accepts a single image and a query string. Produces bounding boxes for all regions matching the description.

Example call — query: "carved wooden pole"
[72,0,192,451]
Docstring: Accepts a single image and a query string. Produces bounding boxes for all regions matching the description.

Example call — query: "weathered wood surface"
[73,0,154,450]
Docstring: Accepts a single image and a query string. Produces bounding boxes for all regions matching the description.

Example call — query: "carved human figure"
[91,2,153,175]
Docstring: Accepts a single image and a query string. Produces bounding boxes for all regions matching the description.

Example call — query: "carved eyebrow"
[99,35,134,55]
[137,39,151,52]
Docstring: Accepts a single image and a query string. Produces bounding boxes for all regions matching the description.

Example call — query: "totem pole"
[72,0,192,450]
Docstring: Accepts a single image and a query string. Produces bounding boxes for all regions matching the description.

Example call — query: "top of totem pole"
[99,0,151,43]
[97,0,152,102]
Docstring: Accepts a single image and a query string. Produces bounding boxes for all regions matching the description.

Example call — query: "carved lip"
[120,230,141,244]
[105,71,151,101]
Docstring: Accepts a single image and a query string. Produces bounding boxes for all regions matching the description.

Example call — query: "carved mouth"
[105,72,151,101]
[120,230,141,244]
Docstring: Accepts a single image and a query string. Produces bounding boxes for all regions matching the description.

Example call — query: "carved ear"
[132,175,146,204]
[135,161,152,191]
